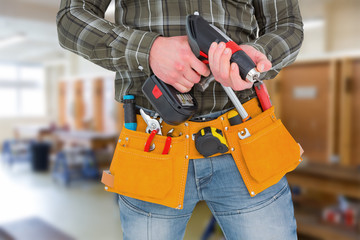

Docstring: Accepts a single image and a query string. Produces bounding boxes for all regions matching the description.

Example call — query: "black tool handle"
[123,95,137,131]
[231,49,256,80]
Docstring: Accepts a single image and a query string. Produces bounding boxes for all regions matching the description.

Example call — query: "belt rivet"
[104,187,108,190]
[184,122,189,127]
[251,191,255,195]
[125,137,129,141]
[185,155,189,159]
[221,117,224,121]
[118,139,121,143]
[231,148,235,151]
[185,135,189,139]
[225,127,228,131]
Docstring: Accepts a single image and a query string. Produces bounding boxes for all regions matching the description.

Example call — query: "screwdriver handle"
[254,81,272,111]
[123,95,137,131]
[225,41,259,82]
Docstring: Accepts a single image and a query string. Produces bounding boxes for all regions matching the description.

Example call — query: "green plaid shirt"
[57,0,303,115]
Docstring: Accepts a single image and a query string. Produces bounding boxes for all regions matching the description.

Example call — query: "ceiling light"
[303,19,325,30]
[0,34,26,49]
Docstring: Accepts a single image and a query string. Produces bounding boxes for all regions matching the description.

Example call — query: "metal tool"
[141,14,271,126]
[186,14,256,122]
[222,86,251,122]
[186,14,260,83]
[238,128,251,140]
[140,108,162,135]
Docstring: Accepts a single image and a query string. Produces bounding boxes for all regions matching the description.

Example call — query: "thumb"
[256,59,272,73]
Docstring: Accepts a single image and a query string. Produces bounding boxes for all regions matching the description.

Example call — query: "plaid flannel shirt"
[57,0,303,115]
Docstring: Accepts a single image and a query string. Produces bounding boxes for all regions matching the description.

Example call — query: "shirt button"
[138,65,144,71]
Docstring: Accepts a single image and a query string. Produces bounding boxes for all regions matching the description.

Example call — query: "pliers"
[140,109,162,135]
[140,109,173,154]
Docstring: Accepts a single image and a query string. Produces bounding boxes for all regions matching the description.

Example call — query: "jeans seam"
[198,157,214,188]
[118,195,150,217]
[213,182,289,216]
[206,201,229,240]
[193,161,203,200]
[148,216,151,240]
[119,195,193,219]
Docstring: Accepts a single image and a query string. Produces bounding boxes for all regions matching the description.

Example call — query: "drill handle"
[231,50,256,81]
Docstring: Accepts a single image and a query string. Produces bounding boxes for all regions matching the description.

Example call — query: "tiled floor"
[0,162,217,240]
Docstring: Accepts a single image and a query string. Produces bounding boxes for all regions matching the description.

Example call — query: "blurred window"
[0,63,45,117]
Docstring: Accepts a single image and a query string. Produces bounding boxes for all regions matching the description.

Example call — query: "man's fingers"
[229,63,242,90]
[230,63,253,91]
[183,69,201,84]
[212,42,226,74]
[189,56,210,77]
[240,44,272,73]
[173,82,192,93]
[208,42,217,68]
[256,59,272,72]
[220,48,232,80]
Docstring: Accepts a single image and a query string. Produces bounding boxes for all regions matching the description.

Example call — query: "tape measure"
[194,127,229,157]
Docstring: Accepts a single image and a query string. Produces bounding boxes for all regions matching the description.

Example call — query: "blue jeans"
[117,154,297,240]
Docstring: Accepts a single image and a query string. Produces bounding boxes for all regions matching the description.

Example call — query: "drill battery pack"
[142,75,198,125]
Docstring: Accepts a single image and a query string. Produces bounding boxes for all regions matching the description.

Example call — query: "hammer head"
[196,75,215,92]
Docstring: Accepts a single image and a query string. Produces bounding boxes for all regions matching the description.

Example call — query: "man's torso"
[114,0,258,115]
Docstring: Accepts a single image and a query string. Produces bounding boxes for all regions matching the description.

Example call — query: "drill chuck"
[246,68,261,83]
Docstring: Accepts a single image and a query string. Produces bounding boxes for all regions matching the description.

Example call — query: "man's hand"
[208,42,272,91]
[149,36,210,93]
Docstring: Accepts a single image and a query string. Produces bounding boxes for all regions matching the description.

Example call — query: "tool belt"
[102,98,303,209]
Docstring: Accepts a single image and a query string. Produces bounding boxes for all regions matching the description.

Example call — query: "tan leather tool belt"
[102,98,302,209]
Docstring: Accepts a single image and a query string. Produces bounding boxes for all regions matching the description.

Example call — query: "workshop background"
[0,0,359,239]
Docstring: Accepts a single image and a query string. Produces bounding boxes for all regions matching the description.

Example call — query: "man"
[57,1,303,239]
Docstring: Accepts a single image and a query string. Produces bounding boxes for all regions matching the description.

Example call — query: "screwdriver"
[123,95,137,131]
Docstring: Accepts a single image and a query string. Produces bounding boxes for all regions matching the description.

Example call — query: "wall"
[298,0,360,59]
[326,0,360,52]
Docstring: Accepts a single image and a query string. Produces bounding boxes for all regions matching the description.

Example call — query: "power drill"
[142,14,271,126]
[186,14,272,112]
[186,14,260,83]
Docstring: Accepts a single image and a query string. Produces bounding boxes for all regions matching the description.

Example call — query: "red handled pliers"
[144,129,173,154]
[140,109,173,154]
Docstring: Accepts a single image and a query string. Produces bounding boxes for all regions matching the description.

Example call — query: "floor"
[0,161,218,240]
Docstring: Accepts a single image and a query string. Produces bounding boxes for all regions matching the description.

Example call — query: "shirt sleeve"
[56,0,160,75]
[246,0,304,80]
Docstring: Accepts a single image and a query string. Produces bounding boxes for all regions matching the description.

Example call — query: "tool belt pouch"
[226,106,302,196]
[102,116,188,209]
